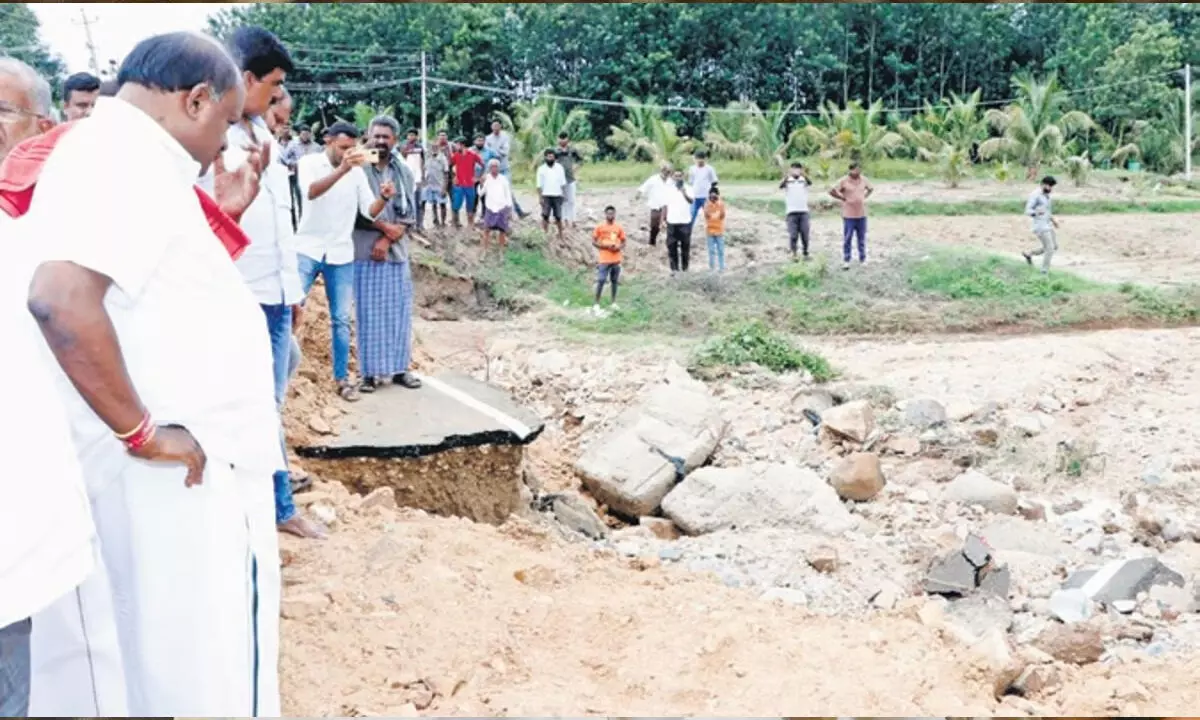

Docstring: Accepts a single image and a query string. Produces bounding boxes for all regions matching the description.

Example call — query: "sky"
[31,3,247,75]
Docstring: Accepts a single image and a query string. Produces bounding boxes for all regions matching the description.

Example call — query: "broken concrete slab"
[662,463,857,536]
[1073,556,1185,606]
[296,371,544,460]
[576,377,726,518]
[1048,588,1095,624]
[294,372,544,525]
[924,533,1012,599]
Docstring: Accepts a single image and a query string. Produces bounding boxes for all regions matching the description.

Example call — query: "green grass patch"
[692,320,837,380]
[481,239,1200,340]
[728,196,1200,218]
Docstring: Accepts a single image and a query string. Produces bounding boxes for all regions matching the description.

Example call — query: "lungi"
[354,259,414,379]
[29,459,280,717]
[483,208,510,233]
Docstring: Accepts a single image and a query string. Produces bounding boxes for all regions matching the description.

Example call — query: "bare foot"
[278,513,328,540]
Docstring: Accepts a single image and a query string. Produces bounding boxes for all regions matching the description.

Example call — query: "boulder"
[904,397,948,429]
[547,492,609,540]
[821,400,875,443]
[662,463,857,536]
[576,376,726,517]
[829,452,886,501]
[943,470,1019,515]
[1034,623,1104,665]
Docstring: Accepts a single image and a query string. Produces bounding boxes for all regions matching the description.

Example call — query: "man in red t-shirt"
[449,137,483,228]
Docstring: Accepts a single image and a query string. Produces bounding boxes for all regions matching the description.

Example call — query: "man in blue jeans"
[218,27,325,540]
[294,120,388,401]
[686,150,719,227]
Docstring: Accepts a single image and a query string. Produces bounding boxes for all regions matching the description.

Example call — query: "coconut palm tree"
[799,100,904,163]
[607,98,696,166]
[498,97,597,171]
[979,74,1094,179]
[898,91,988,187]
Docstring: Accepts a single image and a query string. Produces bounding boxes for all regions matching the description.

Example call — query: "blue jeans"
[298,255,354,382]
[261,303,296,525]
[689,196,706,226]
[707,234,726,271]
[0,618,31,717]
[843,217,868,262]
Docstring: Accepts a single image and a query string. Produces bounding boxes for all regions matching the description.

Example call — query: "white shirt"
[536,162,567,197]
[783,177,811,214]
[198,118,302,306]
[293,152,380,266]
[638,174,670,210]
[0,214,96,629]
[688,163,719,198]
[1026,189,1053,233]
[24,98,285,487]
[665,183,693,225]
[480,173,513,213]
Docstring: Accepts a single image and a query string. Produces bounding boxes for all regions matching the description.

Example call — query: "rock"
[307,415,334,435]
[829,452,886,501]
[979,565,1013,599]
[281,592,330,620]
[904,397,948,429]
[1161,519,1188,543]
[925,550,978,595]
[1011,664,1062,697]
[821,400,875,443]
[884,435,922,456]
[1048,588,1095,624]
[1036,395,1064,413]
[309,503,338,526]
[662,463,856,536]
[925,534,1011,598]
[1011,413,1047,437]
[1017,499,1046,522]
[359,487,397,511]
[1074,556,1185,606]
[916,597,947,627]
[793,390,835,414]
[969,627,1026,699]
[945,594,1015,645]
[1149,583,1196,615]
[1034,623,1104,665]
[1111,599,1137,614]
[945,397,985,423]
[807,546,840,574]
[943,470,1019,516]
[761,587,809,606]
[639,516,680,541]
[549,492,609,540]
[576,377,727,517]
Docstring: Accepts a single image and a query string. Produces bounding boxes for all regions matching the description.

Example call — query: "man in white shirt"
[664,169,695,275]
[484,119,528,219]
[479,158,513,252]
[294,120,387,402]
[636,163,671,247]
[0,58,55,162]
[211,26,327,542]
[22,32,282,716]
[1022,175,1060,274]
[780,161,814,260]
[686,150,719,227]
[0,59,96,719]
[536,148,567,241]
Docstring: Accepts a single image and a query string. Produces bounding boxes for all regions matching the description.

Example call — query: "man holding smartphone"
[294,121,388,403]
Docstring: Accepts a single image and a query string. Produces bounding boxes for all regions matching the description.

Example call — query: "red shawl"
[0,122,250,261]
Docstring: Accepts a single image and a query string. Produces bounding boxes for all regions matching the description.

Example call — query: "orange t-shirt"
[703,198,726,235]
[593,222,626,264]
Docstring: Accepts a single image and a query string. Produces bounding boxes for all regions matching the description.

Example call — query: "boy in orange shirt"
[703,186,727,272]
[592,205,627,316]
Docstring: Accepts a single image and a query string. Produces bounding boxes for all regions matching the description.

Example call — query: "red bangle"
[115,411,151,441]
[123,419,157,452]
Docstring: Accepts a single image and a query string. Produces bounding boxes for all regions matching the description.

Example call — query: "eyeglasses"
[0,102,43,126]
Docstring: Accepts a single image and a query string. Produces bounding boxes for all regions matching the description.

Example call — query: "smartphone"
[362,148,380,164]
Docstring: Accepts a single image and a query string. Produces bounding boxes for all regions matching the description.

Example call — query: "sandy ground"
[280,178,1200,716]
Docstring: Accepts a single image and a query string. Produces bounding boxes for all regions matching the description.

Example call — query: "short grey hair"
[369,114,400,137]
[0,57,52,116]
[487,158,500,168]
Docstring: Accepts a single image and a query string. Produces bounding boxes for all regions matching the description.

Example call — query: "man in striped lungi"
[353,115,424,392]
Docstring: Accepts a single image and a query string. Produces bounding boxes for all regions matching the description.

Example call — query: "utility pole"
[420,51,428,152]
[1186,63,1193,181]
[73,8,101,76]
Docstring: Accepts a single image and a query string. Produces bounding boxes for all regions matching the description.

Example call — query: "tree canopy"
[1,4,63,89]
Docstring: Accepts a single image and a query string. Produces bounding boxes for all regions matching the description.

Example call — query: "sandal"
[338,381,361,402]
[393,373,422,389]
[359,377,379,394]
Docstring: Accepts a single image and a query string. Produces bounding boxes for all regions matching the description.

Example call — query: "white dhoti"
[30,458,280,716]
[562,180,578,222]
